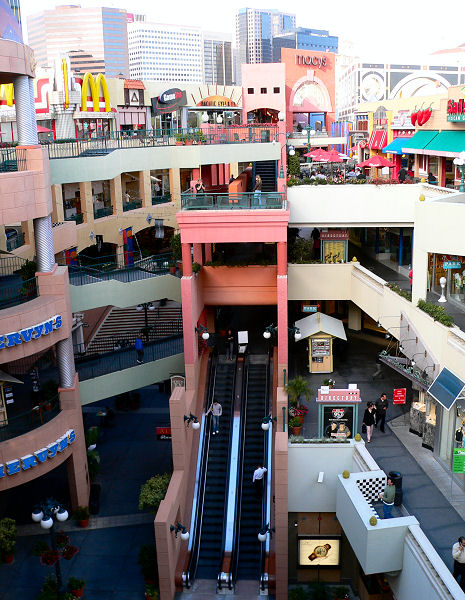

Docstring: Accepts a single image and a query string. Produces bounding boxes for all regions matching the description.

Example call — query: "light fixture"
[40,516,54,529]
[384,325,408,339]
[170,522,189,540]
[261,414,277,431]
[289,326,301,341]
[136,304,143,311]
[195,325,209,340]
[411,351,427,367]
[258,523,275,542]
[216,115,223,124]
[201,111,209,123]
[278,111,285,121]
[146,213,153,225]
[56,507,69,522]
[184,413,200,430]
[263,324,277,339]
[31,508,43,522]
[148,303,155,311]
[89,230,95,241]
[439,276,447,303]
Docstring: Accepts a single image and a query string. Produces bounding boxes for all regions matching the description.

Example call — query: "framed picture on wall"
[298,536,341,567]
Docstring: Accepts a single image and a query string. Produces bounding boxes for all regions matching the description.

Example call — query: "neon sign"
[0,429,76,477]
[0,315,62,350]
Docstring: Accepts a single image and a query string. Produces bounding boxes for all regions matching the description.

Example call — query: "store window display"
[410,391,436,451]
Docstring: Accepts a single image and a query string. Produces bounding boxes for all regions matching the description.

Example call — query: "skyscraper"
[7,0,21,27]
[235,8,296,65]
[272,28,339,62]
[27,6,129,77]
[203,32,233,85]
[128,22,203,83]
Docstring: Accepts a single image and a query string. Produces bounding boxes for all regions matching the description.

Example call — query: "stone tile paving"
[0,385,171,599]
[291,332,465,573]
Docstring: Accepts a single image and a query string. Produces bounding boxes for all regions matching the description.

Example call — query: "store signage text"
[0,315,62,350]
[320,230,349,240]
[302,305,319,313]
[447,99,465,122]
[443,261,462,269]
[0,429,76,478]
[317,389,361,403]
[151,89,187,114]
[453,448,465,473]
[197,95,237,107]
[393,388,406,405]
[156,427,172,440]
[295,55,327,68]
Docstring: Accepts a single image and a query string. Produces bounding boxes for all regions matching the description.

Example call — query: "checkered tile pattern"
[356,477,387,520]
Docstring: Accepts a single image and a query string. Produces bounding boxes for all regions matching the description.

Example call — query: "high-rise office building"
[27,6,129,77]
[272,28,339,62]
[203,32,233,85]
[128,22,203,83]
[7,0,21,27]
[236,8,296,66]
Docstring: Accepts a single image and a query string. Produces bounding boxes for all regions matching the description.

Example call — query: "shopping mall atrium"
[1,2,465,599]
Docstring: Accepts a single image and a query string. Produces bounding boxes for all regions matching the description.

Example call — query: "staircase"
[196,359,235,578]
[254,160,277,192]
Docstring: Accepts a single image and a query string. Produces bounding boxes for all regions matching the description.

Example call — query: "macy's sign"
[295,55,327,68]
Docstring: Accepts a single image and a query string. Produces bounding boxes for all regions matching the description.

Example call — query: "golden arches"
[0,84,14,107]
[62,59,69,109]
[80,73,111,113]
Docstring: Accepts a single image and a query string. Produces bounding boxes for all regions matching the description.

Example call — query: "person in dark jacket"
[398,167,407,183]
[226,329,234,360]
[376,393,388,433]
[363,402,376,443]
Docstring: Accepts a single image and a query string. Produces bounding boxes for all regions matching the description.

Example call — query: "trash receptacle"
[388,471,403,506]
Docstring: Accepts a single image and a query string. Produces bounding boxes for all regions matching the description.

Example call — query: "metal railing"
[0,146,26,172]
[152,194,172,205]
[0,255,28,277]
[41,126,279,159]
[93,206,113,219]
[0,276,37,309]
[181,191,285,211]
[75,335,183,380]
[0,396,60,442]
[6,232,25,251]
[123,199,142,212]
[65,213,84,225]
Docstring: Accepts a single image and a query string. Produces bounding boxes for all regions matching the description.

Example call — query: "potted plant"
[289,416,303,436]
[85,425,99,451]
[37,575,74,600]
[170,233,182,272]
[138,544,159,584]
[40,548,60,566]
[323,378,336,388]
[0,517,17,564]
[74,506,90,528]
[174,133,184,146]
[145,583,159,600]
[286,377,313,424]
[61,544,79,560]
[168,260,176,275]
[67,577,85,597]
[192,261,201,274]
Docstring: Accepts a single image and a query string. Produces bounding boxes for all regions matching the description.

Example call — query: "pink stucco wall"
[199,265,277,305]
[241,63,286,118]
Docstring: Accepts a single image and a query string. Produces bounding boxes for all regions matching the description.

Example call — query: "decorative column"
[276,241,288,384]
[193,243,203,265]
[33,215,54,272]
[80,181,93,225]
[51,185,64,223]
[13,75,37,145]
[56,336,76,389]
[182,243,192,277]
[204,243,212,263]
[139,170,151,208]
[169,168,181,210]
[110,175,123,215]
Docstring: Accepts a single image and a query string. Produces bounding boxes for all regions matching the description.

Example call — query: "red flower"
[55,530,70,548]
[62,545,79,560]
[40,549,60,566]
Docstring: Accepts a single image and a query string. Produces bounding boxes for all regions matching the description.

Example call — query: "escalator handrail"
[183,354,217,587]
[230,355,250,585]
[260,358,272,591]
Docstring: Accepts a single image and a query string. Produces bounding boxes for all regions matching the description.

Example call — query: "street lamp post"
[136,302,156,337]
[32,499,69,599]
[453,151,465,193]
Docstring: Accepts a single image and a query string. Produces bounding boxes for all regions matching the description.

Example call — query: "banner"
[122,227,134,266]
[65,247,77,266]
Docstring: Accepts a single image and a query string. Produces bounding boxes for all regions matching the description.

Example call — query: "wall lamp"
[399,338,418,353]
[170,522,189,540]
[184,413,200,430]
[258,523,275,542]
[195,325,209,340]
[263,324,302,341]
[384,326,407,339]
[261,413,277,431]
[289,326,302,341]
[410,351,427,367]
[422,365,436,379]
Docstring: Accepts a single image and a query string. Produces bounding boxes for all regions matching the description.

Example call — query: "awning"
[0,370,23,384]
[427,367,465,410]
[382,137,412,155]
[419,131,465,158]
[368,130,386,150]
[294,312,347,341]
[37,125,52,133]
[401,130,439,154]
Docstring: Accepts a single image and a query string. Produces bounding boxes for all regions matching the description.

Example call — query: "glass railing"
[6,232,25,251]
[181,191,285,211]
[152,194,171,205]
[65,213,84,224]
[123,199,142,212]
[93,206,113,219]
[0,276,37,309]
[0,396,60,442]
[42,126,279,159]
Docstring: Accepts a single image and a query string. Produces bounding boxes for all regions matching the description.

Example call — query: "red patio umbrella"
[358,155,396,168]
[326,149,344,163]
[303,148,327,158]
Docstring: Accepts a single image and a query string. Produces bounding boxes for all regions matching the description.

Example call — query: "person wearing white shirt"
[252,465,267,499]
[453,536,465,590]
[207,400,222,435]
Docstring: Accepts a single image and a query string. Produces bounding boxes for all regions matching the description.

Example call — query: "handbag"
[362,423,367,434]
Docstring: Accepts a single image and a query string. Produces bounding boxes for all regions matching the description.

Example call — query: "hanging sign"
[453,448,465,473]
[393,388,406,404]
[156,427,172,440]
[443,261,462,270]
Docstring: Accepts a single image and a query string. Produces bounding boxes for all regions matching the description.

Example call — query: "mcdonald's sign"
[0,84,14,107]
[80,73,111,113]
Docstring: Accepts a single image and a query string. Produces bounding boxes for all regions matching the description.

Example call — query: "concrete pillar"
[211,164,218,187]
[110,175,123,215]
[182,243,192,277]
[204,243,212,263]
[169,168,181,210]
[348,303,362,331]
[51,184,64,223]
[224,163,231,184]
[80,181,93,225]
[56,336,76,388]
[277,241,287,276]
[139,170,151,208]
[13,75,37,145]
[193,243,203,265]
[33,216,54,272]
[277,275,288,384]
[230,162,239,180]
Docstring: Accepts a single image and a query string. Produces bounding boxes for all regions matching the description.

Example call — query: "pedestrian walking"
[253,175,262,206]
[226,329,234,360]
[409,266,413,288]
[252,465,267,499]
[362,402,376,443]
[452,537,465,590]
[379,478,395,519]
[376,392,388,433]
[135,337,144,364]
[207,399,222,435]
[311,227,320,259]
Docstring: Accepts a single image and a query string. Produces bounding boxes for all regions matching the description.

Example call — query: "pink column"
[193,243,203,265]
[277,120,287,197]
[204,243,212,263]
[224,163,230,183]
[277,242,288,384]
[182,243,192,277]
[192,168,200,181]
[211,164,218,187]
[277,241,287,276]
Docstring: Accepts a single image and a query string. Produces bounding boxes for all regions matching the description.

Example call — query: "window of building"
[248,88,254,94]
[273,87,280,93]
[261,87,267,94]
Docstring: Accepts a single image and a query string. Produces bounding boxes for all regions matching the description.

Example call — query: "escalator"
[234,356,270,582]
[185,355,236,585]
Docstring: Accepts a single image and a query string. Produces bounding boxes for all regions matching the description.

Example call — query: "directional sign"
[302,305,319,313]
[453,448,465,473]
[443,261,462,270]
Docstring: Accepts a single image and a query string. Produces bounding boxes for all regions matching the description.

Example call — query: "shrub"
[289,587,307,600]
[19,259,37,281]
[288,417,302,428]
[0,517,17,556]
[169,233,181,260]
[139,473,171,513]
[386,282,412,301]
[285,376,313,405]
[73,506,90,521]
[138,544,159,583]
[192,261,201,274]
[417,299,454,326]
[288,153,301,176]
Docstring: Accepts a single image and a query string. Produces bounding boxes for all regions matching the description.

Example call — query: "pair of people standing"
[362,393,388,442]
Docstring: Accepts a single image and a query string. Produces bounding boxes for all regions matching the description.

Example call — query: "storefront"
[428,253,465,308]
[295,312,347,374]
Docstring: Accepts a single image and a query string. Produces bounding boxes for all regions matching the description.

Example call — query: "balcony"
[0,147,26,172]
[0,275,37,309]
[64,212,84,225]
[0,396,60,442]
[152,194,172,205]
[93,206,113,219]
[181,191,285,211]
[123,199,142,212]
